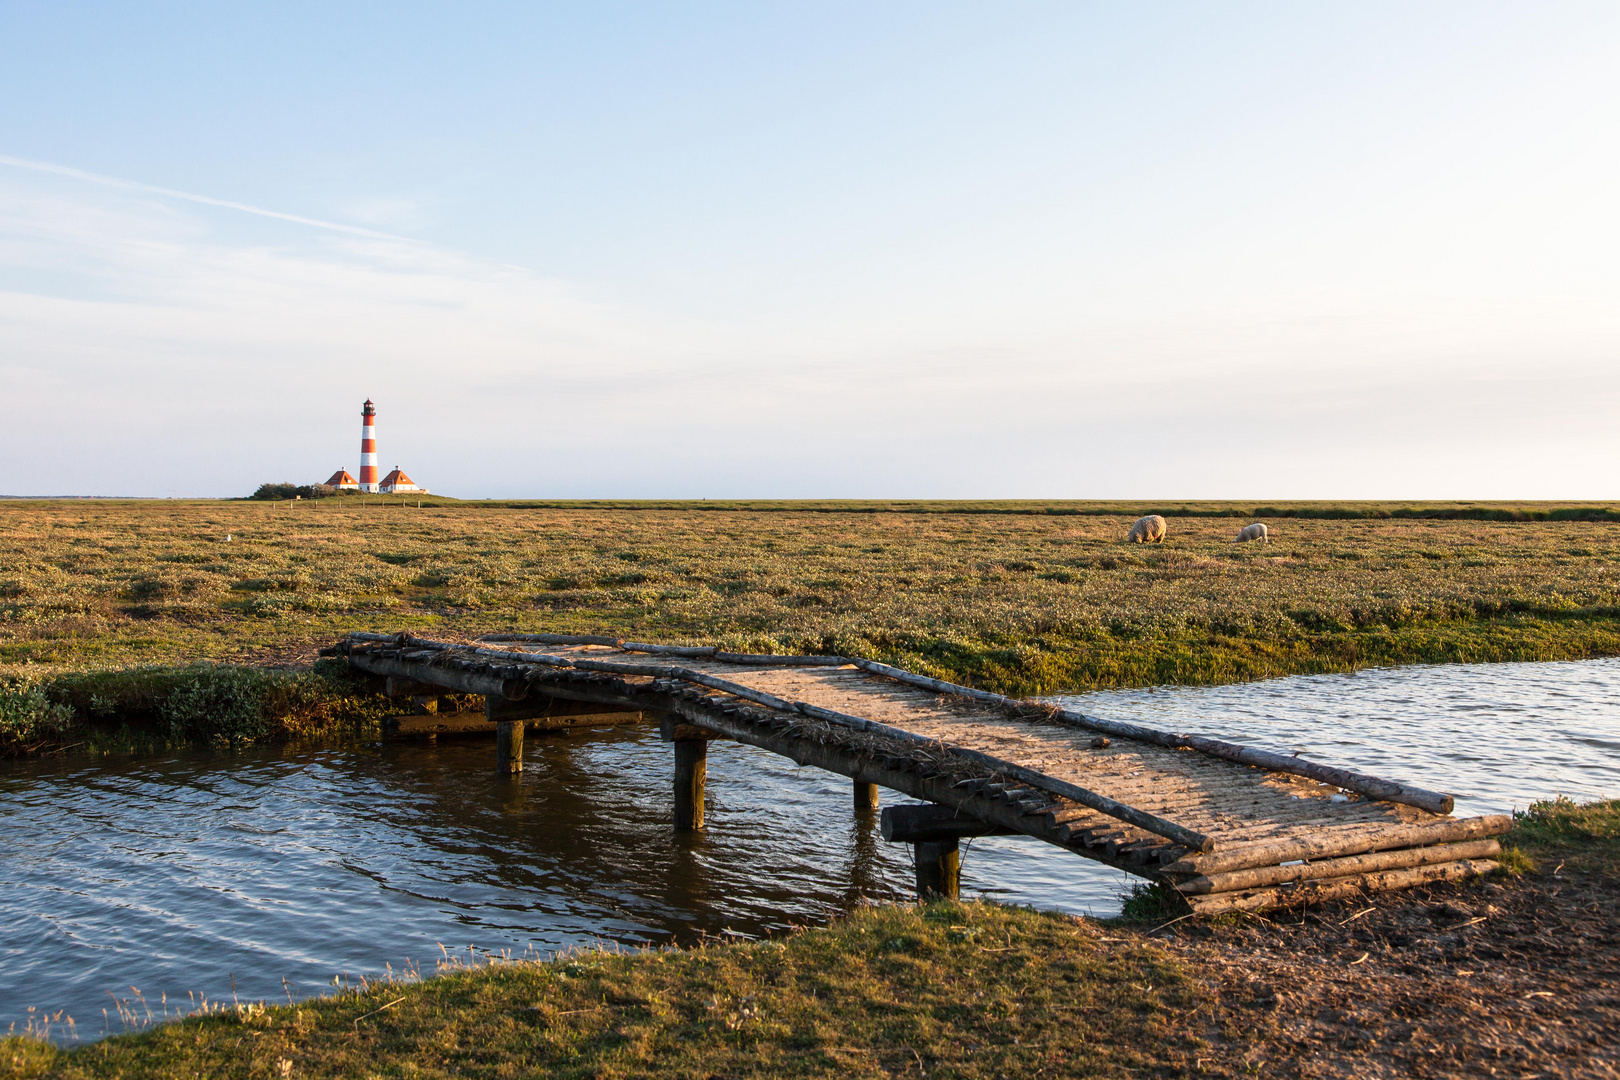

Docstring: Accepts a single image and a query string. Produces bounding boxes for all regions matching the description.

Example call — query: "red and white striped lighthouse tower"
[358,399,379,492]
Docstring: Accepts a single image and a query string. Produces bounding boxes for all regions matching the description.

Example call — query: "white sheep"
[1125,514,1167,543]
[1234,522,1269,543]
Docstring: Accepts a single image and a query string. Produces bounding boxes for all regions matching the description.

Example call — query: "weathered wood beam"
[1185,858,1498,915]
[624,642,717,658]
[855,781,880,811]
[386,712,641,737]
[714,653,851,667]
[385,714,487,736]
[881,804,1014,843]
[488,694,643,723]
[480,633,620,646]
[659,716,719,742]
[1177,838,1502,896]
[351,651,528,700]
[516,677,666,711]
[1162,815,1513,877]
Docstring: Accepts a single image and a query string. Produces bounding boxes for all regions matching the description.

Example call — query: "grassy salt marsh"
[5,499,1620,755]
[6,499,1620,696]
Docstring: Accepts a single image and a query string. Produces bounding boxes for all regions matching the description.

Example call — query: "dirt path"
[1150,862,1619,1077]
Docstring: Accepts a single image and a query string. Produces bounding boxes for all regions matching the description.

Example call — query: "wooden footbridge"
[330,632,1511,915]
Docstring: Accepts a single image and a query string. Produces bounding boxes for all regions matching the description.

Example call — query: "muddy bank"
[1154,811,1619,1077]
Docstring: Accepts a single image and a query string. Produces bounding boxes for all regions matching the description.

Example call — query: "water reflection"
[4,656,1617,1039]
[2,728,1127,1039]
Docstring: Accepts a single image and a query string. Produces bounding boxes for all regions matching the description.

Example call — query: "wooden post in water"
[673,739,707,830]
[854,781,880,811]
[495,721,523,773]
[913,839,960,900]
[487,693,537,773]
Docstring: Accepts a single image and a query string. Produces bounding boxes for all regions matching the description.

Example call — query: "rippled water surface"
[1060,657,1620,817]
[4,657,1617,1039]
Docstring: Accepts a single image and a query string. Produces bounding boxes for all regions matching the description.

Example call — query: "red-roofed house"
[324,469,359,490]
[378,467,428,494]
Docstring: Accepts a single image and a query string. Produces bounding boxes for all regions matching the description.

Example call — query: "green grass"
[1500,796,1620,878]
[1114,881,1190,926]
[7,499,1620,749]
[1,901,1208,1079]
[8,501,1620,682]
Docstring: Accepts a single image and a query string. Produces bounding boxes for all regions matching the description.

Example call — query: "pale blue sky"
[2,3,1617,497]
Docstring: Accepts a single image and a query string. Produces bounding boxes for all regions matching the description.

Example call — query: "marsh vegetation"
[5,501,1620,697]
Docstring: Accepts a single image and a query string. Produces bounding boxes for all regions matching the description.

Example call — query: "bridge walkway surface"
[331,631,1511,915]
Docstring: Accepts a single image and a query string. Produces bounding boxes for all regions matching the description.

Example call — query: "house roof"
[380,468,415,486]
[324,469,358,486]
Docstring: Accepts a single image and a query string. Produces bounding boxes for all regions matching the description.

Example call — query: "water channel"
[4,657,1617,1040]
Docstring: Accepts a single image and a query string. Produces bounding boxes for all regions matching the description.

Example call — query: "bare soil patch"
[1155,863,1620,1077]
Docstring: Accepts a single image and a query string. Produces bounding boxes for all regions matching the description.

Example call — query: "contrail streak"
[0,154,414,242]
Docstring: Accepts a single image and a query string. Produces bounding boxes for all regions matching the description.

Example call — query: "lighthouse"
[358,399,379,493]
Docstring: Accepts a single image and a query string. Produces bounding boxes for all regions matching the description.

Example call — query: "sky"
[2,2,1617,499]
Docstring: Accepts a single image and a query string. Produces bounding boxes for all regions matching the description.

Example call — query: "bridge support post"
[854,781,880,811]
[673,739,707,830]
[913,839,960,901]
[496,721,523,773]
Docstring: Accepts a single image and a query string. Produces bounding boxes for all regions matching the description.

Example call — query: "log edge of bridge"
[330,632,1510,914]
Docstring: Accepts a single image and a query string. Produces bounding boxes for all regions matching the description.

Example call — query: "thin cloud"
[0,154,413,243]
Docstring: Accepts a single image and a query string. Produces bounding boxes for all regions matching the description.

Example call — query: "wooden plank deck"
[332,632,1510,914]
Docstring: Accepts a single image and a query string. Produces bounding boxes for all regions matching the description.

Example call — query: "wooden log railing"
[350,633,1217,853]
[847,658,1456,815]
[339,635,1192,881]
[470,632,1457,815]
[336,632,1509,913]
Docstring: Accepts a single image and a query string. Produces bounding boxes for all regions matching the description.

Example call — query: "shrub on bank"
[0,676,75,750]
[249,482,338,501]
[0,660,396,755]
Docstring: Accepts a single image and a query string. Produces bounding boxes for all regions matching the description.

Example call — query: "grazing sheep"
[1234,522,1269,544]
[1125,514,1167,543]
